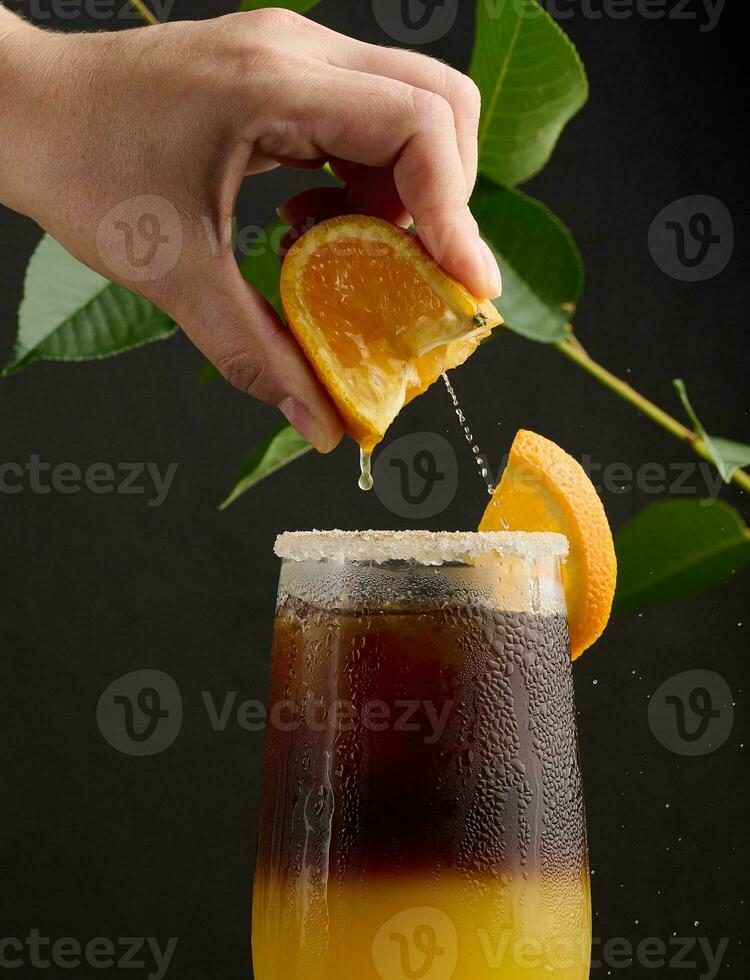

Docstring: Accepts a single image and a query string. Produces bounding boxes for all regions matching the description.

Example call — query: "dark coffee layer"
[257,600,587,882]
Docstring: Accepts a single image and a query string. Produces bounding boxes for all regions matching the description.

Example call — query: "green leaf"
[709,438,750,476]
[471,0,588,188]
[674,378,750,482]
[2,234,176,377]
[220,424,312,509]
[197,360,223,385]
[238,221,286,317]
[472,180,583,342]
[614,499,750,615]
[239,0,321,13]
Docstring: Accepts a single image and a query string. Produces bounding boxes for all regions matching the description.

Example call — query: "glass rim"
[274,530,568,565]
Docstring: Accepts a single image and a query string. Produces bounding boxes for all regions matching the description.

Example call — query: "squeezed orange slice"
[480,430,617,658]
[280,215,502,452]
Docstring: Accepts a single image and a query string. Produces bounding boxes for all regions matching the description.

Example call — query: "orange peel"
[480,429,617,658]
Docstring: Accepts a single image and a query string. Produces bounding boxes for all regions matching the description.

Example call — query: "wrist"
[0,5,22,30]
[0,17,66,219]
[0,7,31,55]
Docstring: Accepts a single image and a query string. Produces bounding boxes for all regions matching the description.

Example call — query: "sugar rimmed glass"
[253,531,591,979]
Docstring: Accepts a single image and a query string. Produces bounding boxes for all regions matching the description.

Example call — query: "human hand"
[0,9,500,452]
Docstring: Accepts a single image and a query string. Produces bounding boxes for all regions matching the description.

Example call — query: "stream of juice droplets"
[442,371,496,496]
[357,373,496,496]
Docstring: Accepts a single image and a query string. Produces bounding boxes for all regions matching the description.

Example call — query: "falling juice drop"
[358,448,373,491]
[442,372,495,496]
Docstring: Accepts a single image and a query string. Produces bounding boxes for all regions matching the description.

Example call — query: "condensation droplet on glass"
[530,575,541,613]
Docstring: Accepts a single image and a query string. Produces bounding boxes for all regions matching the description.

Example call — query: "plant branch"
[128,0,159,25]
[555,335,750,494]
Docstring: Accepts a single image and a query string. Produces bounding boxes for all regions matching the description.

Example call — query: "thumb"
[171,256,343,454]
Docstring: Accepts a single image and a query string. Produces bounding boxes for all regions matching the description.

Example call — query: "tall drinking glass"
[253,531,591,979]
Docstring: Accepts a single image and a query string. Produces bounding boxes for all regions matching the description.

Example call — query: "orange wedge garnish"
[480,430,617,658]
[281,215,502,452]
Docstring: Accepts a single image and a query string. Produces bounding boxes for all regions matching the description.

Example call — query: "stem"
[128,0,159,25]
[555,335,750,495]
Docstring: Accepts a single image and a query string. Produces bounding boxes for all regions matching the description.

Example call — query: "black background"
[1,0,747,977]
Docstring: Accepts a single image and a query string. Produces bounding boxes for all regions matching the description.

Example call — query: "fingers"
[287,17,481,197]
[262,65,500,297]
[239,11,497,294]
[170,256,344,453]
[325,43,481,199]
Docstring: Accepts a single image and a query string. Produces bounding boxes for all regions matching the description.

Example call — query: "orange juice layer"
[253,869,591,980]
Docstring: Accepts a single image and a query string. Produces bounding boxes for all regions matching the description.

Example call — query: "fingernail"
[479,239,503,299]
[280,395,331,453]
